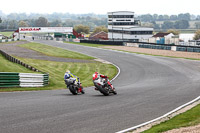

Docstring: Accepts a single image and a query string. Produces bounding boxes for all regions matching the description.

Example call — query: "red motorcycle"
[65,78,84,95]
[93,77,117,96]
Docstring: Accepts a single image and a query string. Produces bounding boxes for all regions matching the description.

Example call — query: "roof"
[153,33,170,37]
[107,11,135,14]
[90,31,108,38]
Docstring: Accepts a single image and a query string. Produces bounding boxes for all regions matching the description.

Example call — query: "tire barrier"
[139,44,172,50]
[0,38,18,43]
[0,72,49,88]
[0,50,49,88]
[80,39,124,45]
[176,46,200,52]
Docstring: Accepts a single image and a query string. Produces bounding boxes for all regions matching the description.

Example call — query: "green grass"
[0,55,118,91]
[143,104,200,133]
[19,42,95,60]
[0,54,38,73]
[0,32,13,37]
[65,41,113,47]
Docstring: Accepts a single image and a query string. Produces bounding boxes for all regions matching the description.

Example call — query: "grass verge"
[0,32,14,37]
[107,48,200,61]
[0,54,38,73]
[143,104,200,133]
[0,55,118,91]
[19,42,95,60]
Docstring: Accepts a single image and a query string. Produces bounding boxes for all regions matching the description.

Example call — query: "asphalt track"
[1,38,200,133]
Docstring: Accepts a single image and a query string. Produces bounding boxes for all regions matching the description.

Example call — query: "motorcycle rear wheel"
[99,86,109,96]
[80,86,85,94]
[69,85,78,95]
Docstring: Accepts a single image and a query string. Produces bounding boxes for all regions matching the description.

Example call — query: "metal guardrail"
[0,50,49,88]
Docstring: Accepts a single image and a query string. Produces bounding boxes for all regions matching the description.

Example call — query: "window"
[109,30,153,35]
[110,15,134,18]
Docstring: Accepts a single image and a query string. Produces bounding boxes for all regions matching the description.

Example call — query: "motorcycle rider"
[64,70,83,93]
[92,72,114,90]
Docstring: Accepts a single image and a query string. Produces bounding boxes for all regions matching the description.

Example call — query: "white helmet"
[66,70,70,73]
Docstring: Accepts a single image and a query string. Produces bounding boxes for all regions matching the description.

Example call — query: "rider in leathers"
[64,70,82,93]
[92,72,114,90]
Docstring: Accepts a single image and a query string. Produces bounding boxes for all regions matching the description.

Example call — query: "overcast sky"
[1,0,199,15]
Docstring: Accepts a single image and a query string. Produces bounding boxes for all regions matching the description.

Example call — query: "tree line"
[137,13,200,22]
[1,12,200,31]
[1,12,200,39]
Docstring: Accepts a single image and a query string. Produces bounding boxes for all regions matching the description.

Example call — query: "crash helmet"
[66,70,70,73]
[95,72,98,74]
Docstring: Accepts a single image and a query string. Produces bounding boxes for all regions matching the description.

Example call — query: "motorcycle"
[93,77,117,96]
[65,78,84,95]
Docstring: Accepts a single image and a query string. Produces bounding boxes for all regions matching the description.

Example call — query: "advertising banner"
[19,27,73,33]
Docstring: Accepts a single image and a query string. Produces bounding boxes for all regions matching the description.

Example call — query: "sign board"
[19,27,73,33]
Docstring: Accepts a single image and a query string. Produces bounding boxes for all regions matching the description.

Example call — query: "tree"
[8,20,18,29]
[152,14,158,20]
[167,29,180,35]
[0,17,2,23]
[92,26,108,34]
[178,13,190,21]
[35,17,49,27]
[141,22,154,28]
[74,24,90,34]
[195,22,200,29]
[18,20,29,27]
[158,15,164,21]
[170,15,178,20]
[161,21,174,29]
[163,15,170,20]
[193,30,200,40]
[174,20,189,29]
[50,19,62,27]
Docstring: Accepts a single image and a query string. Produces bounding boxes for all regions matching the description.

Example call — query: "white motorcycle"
[93,77,117,96]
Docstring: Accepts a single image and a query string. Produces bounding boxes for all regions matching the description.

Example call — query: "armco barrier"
[0,50,49,88]
[0,72,49,87]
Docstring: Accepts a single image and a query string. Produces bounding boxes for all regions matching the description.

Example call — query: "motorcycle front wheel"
[112,88,117,95]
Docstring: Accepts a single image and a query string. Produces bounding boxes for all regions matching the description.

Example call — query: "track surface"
[1,38,200,133]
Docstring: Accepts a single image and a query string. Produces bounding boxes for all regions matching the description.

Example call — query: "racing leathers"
[64,71,82,92]
[92,72,114,90]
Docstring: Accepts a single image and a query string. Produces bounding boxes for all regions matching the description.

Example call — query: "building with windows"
[108,11,153,42]
[149,32,179,45]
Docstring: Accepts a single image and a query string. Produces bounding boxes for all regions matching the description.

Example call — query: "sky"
[1,0,200,15]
